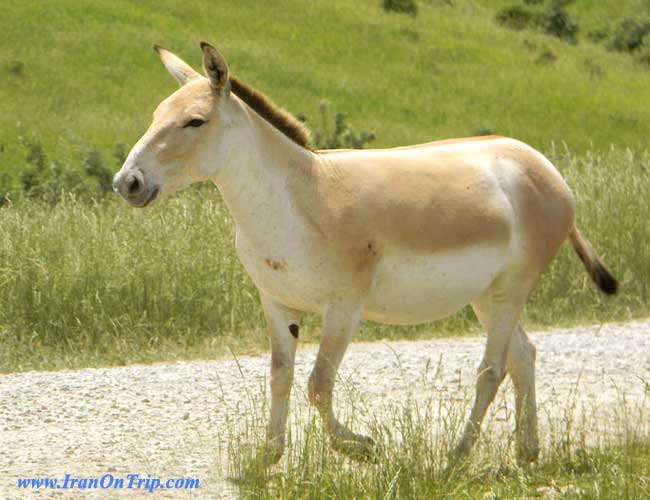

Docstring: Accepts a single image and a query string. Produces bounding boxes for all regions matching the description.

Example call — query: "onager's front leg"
[308,300,375,460]
[260,294,301,465]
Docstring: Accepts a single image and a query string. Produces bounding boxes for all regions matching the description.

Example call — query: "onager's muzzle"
[113,168,159,208]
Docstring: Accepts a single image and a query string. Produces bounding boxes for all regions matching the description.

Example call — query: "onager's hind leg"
[507,325,539,464]
[454,283,527,459]
[260,294,301,465]
[308,300,375,460]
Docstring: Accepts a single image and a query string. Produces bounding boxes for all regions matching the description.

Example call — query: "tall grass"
[226,369,650,499]
[229,403,650,499]
[0,146,648,372]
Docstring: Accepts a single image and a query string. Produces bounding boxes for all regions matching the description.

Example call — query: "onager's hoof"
[259,439,285,467]
[331,434,377,462]
[449,438,473,463]
[516,439,540,466]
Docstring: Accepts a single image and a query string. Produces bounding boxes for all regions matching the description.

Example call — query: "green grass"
[4,0,650,196]
[237,439,650,499]
[1,147,648,373]
[227,376,650,499]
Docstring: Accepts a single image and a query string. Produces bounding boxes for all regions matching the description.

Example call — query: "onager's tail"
[569,227,618,295]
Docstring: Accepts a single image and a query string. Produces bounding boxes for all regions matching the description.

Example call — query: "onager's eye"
[183,118,206,129]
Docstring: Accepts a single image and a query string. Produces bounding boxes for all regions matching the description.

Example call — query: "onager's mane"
[229,76,312,149]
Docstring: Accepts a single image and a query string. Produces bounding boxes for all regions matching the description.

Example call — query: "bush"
[381,0,418,17]
[541,2,578,43]
[496,6,536,31]
[9,130,122,203]
[82,148,114,194]
[587,28,608,43]
[535,49,557,65]
[609,18,650,53]
[7,60,24,77]
[496,0,579,44]
[635,37,650,67]
[472,126,495,136]
[302,101,376,150]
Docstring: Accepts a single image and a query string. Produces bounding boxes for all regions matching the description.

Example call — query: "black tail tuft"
[592,260,619,295]
[570,228,619,296]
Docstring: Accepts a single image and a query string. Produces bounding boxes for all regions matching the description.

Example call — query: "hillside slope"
[1,0,650,187]
[1,1,649,373]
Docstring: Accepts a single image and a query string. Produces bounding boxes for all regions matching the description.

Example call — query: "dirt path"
[2,320,649,499]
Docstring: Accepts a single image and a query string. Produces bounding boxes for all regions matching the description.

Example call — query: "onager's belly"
[238,233,510,324]
[363,243,509,325]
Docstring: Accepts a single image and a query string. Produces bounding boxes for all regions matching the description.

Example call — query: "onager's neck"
[212,95,317,233]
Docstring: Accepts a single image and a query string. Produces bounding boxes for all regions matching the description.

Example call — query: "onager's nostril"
[127,176,141,195]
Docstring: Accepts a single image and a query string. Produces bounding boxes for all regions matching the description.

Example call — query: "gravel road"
[2,320,649,499]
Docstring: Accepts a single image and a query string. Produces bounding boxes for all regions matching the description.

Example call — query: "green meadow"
[1,0,649,371]
[2,0,650,185]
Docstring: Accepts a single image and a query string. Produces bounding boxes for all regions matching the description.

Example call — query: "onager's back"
[113,42,618,467]
[300,137,577,326]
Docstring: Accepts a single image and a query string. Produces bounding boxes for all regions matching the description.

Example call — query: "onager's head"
[113,42,231,207]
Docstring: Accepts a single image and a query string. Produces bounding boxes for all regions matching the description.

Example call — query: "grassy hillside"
[1,1,650,372]
[2,0,650,194]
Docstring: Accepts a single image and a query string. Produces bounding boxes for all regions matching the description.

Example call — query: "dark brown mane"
[229,76,312,149]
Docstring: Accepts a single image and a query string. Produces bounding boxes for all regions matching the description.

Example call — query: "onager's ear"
[201,41,230,95]
[153,44,200,86]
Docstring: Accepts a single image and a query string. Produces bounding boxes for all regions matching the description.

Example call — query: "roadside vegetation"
[227,376,650,499]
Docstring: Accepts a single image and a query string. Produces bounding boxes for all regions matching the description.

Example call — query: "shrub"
[609,18,650,53]
[303,101,376,150]
[12,130,123,202]
[535,49,557,65]
[496,6,536,31]
[381,0,418,17]
[635,37,650,67]
[472,126,495,136]
[82,148,114,194]
[587,28,608,43]
[496,0,579,44]
[7,60,24,77]
[112,143,128,167]
[18,133,47,194]
[541,2,578,43]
